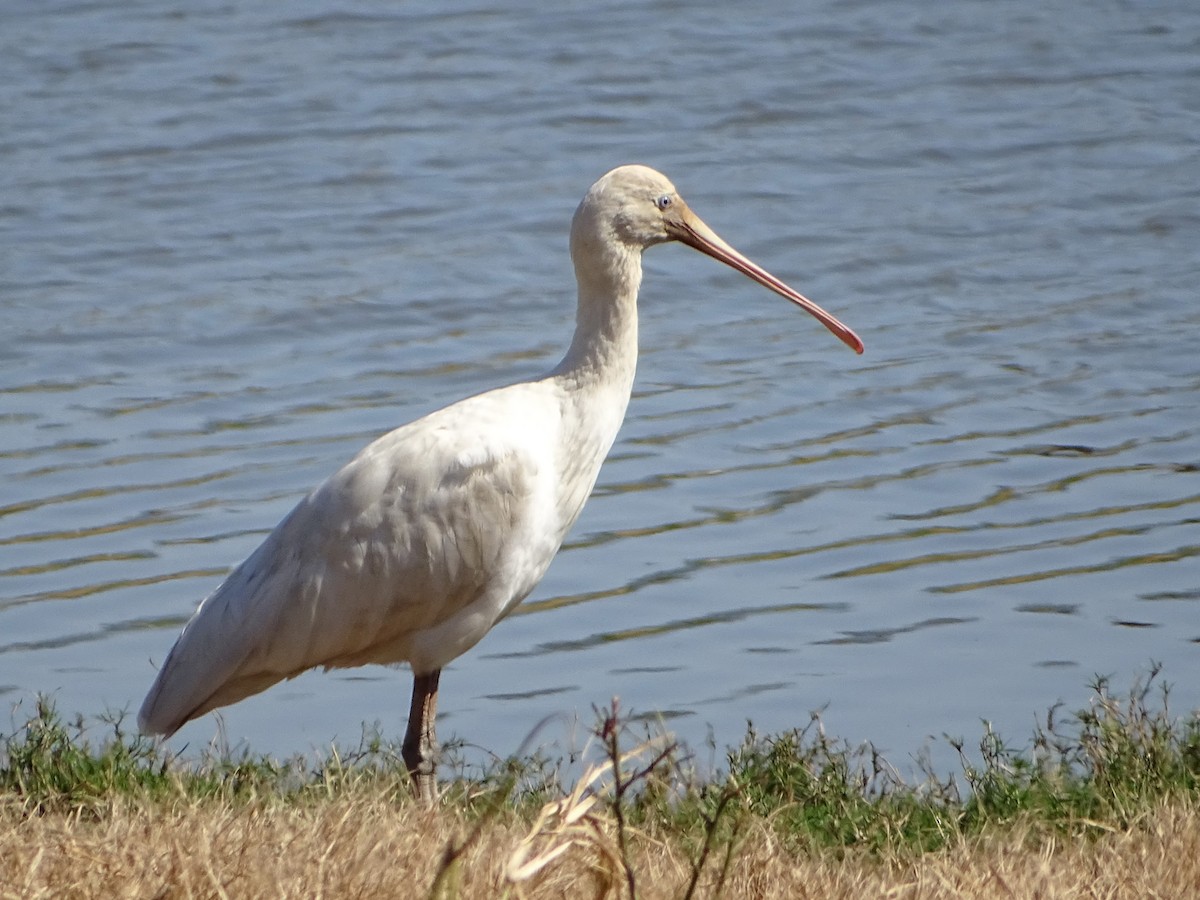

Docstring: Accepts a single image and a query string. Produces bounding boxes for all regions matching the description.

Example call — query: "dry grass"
[6,673,1200,899]
[4,792,1200,899]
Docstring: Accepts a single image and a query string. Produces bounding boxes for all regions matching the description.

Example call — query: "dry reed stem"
[504,733,674,890]
[4,793,1200,899]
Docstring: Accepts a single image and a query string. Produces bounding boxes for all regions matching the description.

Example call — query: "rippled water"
[3,0,1198,770]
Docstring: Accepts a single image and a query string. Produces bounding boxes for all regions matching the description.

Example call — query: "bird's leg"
[403,669,441,805]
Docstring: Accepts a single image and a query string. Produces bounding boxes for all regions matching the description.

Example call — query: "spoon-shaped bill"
[667,208,864,355]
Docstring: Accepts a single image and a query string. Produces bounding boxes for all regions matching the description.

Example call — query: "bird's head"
[572,164,690,252]
[571,165,864,354]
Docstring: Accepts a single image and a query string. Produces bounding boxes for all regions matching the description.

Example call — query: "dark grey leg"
[402,669,441,805]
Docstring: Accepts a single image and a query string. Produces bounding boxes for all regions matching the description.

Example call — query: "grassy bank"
[4,666,1199,898]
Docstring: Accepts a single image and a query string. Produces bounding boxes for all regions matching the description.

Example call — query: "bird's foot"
[403,737,439,805]
[404,669,441,806]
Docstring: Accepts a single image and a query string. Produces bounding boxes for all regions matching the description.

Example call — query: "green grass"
[692,662,1200,853]
[4,664,1200,859]
[0,699,439,817]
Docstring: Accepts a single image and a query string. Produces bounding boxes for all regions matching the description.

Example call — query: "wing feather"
[138,386,562,736]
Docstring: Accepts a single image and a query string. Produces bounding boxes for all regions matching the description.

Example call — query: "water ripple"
[2,0,1197,768]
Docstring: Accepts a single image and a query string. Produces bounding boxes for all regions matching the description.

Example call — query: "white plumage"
[139,165,863,802]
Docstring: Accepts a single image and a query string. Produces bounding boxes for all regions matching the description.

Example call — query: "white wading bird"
[139,165,864,803]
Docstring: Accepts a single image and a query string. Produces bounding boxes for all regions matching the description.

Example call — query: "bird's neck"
[538,239,642,536]
[554,243,642,392]
[538,244,641,535]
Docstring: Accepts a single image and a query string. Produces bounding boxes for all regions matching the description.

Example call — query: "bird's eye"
[655,194,673,210]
